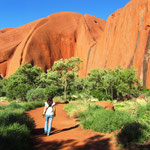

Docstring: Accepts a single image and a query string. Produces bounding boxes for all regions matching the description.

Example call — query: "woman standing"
[42,95,56,136]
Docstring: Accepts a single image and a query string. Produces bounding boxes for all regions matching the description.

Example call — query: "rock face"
[0,12,105,77]
[87,0,150,88]
[0,0,150,88]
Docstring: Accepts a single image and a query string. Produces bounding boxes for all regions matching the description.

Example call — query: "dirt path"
[27,104,118,150]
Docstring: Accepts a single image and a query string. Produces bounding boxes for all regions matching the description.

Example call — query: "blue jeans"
[44,114,53,136]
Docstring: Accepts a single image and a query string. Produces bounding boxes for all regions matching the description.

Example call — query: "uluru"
[0,0,150,88]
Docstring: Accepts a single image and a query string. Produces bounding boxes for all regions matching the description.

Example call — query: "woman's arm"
[42,104,47,117]
[53,106,56,116]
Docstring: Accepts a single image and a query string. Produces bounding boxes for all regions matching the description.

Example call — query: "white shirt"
[45,102,55,115]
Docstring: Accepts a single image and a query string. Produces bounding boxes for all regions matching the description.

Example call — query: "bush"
[117,122,148,147]
[6,102,23,109]
[90,90,111,100]
[0,123,31,150]
[141,88,150,97]
[79,105,135,133]
[26,88,46,101]
[5,63,43,101]
[86,66,142,100]
[0,100,44,150]
[21,101,44,111]
[45,85,60,97]
[0,78,7,96]
[0,105,5,110]
[0,109,35,129]
[117,103,150,148]
[5,75,31,101]
[136,103,150,142]
[64,101,89,118]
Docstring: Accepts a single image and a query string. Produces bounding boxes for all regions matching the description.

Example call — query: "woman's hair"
[47,95,54,106]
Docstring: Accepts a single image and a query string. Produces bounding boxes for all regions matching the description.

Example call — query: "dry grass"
[0,100,11,106]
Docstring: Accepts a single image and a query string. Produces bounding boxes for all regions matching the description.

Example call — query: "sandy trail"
[27,104,117,150]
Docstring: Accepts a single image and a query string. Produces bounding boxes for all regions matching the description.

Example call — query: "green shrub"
[5,74,31,101]
[0,109,35,129]
[64,103,76,115]
[26,88,46,101]
[45,85,60,97]
[117,122,148,147]
[0,100,44,150]
[117,103,150,148]
[79,105,134,133]
[86,66,142,100]
[6,102,23,109]
[0,78,7,96]
[141,88,150,97]
[64,101,89,117]
[90,90,111,100]
[135,103,150,142]
[0,105,5,110]
[21,101,44,111]
[5,63,43,101]
[0,123,31,150]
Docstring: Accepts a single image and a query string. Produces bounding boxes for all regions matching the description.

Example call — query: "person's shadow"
[32,124,79,136]
[51,124,79,135]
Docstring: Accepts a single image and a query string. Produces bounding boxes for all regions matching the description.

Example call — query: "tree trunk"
[64,79,67,101]
[111,85,113,100]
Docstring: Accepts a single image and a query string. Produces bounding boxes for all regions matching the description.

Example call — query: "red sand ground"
[27,104,118,150]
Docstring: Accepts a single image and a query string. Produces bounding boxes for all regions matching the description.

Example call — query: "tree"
[5,74,31,100]
[5,63,43,101]
[52,57,82,101]
[38,70,62,96]
[15,63,43,87]
[85,68,110,100]
[86,66,142,101]
[114,66,142,99]
[26,88,46,101]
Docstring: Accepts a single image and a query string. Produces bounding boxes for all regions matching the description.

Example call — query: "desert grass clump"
[0,100,44,150]
[64,101,89,118]
[78,105,135,133]
[0,123,31,150]
[117,103,150,148]
[21,100,44,111]
[0,108,35,130]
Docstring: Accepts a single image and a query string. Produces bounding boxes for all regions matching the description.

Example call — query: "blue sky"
[0,0,130,29]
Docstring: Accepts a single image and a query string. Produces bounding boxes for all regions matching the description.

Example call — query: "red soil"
[27,104,118,150]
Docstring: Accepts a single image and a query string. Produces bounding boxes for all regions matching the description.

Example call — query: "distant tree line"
[0,57,143,102]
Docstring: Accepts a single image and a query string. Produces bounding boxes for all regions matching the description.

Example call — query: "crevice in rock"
[104,57,108,68]
[74,31,77,43]
[143,31,150,86]
[85,43,96,76]
[104,25,116,68]
[128,31,140,68]
[83,16,97,76]
[83,16,96,42]
[94,20,98,23]
[139,9,145,29]
[0,59,7,64]
[30,60,34,66]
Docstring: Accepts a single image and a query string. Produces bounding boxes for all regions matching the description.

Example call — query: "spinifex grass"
[78,105,135,133]
[0,123,31,150]
[0,100,44,150]
[64,100,89,118]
